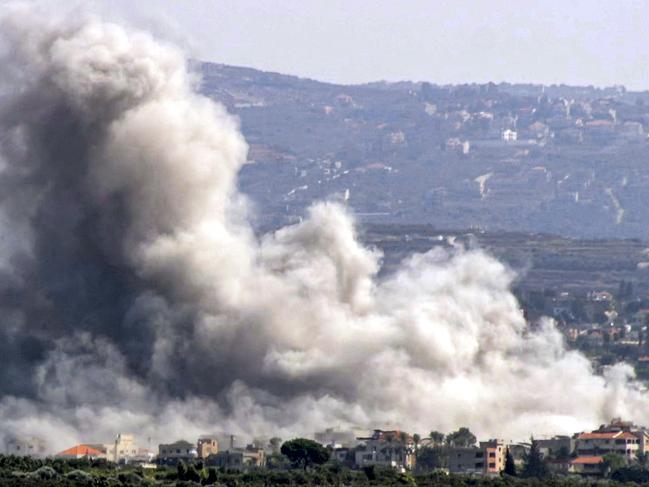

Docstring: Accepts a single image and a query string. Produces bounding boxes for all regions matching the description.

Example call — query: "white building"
[502,129,518,141]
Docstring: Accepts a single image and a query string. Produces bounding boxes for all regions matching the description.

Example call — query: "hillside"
[197,62,649,239]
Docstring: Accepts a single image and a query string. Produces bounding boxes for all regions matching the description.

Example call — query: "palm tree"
[413,434,421,471]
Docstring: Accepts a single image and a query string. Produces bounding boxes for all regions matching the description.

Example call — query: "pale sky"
[14,0,649,89]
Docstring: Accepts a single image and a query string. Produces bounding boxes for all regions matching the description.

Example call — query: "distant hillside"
[197,62,649,239]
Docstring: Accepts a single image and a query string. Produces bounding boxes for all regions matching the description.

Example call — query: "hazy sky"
[17,0,649,89]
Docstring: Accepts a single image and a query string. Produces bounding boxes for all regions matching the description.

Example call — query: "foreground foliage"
[3,454,649,486]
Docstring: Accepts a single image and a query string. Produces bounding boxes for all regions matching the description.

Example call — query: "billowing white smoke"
[0,7,648,452]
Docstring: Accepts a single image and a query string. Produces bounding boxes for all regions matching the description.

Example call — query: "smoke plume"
[0,7,647,452]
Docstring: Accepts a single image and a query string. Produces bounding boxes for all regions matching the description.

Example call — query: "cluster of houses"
[4,419,649,477]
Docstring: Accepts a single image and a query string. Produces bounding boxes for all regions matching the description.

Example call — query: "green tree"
[555,445,571,461]
[416,446,448,471]
[280,438,330,471]
[177,461,188,481]
[445,427,476,447]
[503,448,516,476]
[203,467,219,485]
[184,463,201,483]
[266,452,290,470]
[602,452,625,477]
[521,438,549,479]
[428,431,445,446]
[635,451,649,468]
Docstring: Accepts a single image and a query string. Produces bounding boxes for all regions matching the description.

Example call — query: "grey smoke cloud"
[0,5,648,453]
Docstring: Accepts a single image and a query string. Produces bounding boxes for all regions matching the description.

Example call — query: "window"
[489,463,496,468]
[475,452,484,458]
[489,452,496,458]
[475,462,483,468]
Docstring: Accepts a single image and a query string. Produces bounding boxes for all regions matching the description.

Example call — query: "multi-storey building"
[197,437,219,459]
[575,431,640,460]
[158,440,197,463]
[4,436,47,458]
[448,439,506,475]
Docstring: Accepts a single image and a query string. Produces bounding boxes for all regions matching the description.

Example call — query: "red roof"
[56,445,103,457]
[572,456,603,465]
[577,432,619,439]
[578,431,638,440]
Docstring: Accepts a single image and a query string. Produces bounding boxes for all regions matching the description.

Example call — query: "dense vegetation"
[2,452,649,486]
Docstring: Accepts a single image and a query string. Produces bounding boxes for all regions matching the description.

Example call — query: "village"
[5,418,649,479]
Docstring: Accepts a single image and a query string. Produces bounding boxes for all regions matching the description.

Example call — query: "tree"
[555,445,571,461]
[412,434,421,467]
[412,433,421,447]
[428,431,445,446]
[416,446,448,471]
[503,448,516,476]
[203,467,219,485]
[176,461,187,481]
[635,451,649,468]
[266,452,290,470]
[521,439,549,479]
[445,427,476,447]
[602,452,625,477]
[280,438,329,471]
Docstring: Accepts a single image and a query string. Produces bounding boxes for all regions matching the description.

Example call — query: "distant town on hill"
[196,62,649,239]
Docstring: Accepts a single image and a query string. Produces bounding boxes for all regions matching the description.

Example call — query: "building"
[103,433,139,463]
[197,437,219,459]
[444,138,471,155]
[569,456,603,476]
[502,129,518,141]
[508,443,530,467]
[448,447,485,475]
[480,440,506,474]
[4,436,47,458]
[158,440,197,463]
[448,439,506,476]
[330,447,353,466]
[354,430,415,471]
[536,436,574,459]
[207,447,265,470]
[55,445,105,460]
[575,431,639,460]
